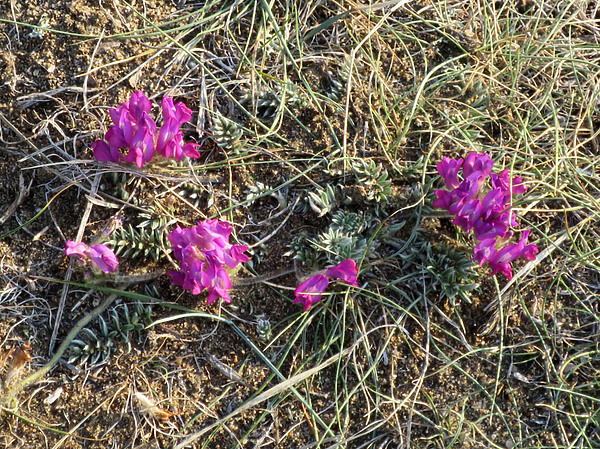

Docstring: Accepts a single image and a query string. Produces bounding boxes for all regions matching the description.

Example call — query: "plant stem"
[2,292,118,405]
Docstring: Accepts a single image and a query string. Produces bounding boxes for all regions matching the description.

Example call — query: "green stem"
[2,293,118,405]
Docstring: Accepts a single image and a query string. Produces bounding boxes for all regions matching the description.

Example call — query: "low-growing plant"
[255,318,273,342]
[287,210,378,268]
[67,302,153,366]
[241,84,306,121]
[177,181,214,209]
[305,184,348,217]
[110,221,170,262]
[397,237,480,302]
[244,181,288,210]
[211,114,244,152]
[352,159,393,205]
[325,57,353,102]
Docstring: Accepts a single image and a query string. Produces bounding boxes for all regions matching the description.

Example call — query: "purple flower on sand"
[434,153,538,280]
[64,241,119,274]
[294,259,359,311]
[167,219,249,305]
[294,275,330,311]
[89,244,120,274]
[64,240,89,261]
[156,97,201,161]
[93,91,200,167]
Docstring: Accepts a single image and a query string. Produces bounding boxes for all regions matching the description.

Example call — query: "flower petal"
[89,244,119,273]
[325,259,359,286]
[437,157,464,189]
[64,240,89,261]
[294,275,330,311]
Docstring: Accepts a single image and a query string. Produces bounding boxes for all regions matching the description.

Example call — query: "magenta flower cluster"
[72,90,365,310]
[294,259,359,311]
[167,219,249,305]
[92,91,201,168]
[64,241,119,274]
[433,153,538,280]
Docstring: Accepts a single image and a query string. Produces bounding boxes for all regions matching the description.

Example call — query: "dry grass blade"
[481,221,588,334]
[0,173,29,226]
[174,347,351,449]
[134,392,178,423]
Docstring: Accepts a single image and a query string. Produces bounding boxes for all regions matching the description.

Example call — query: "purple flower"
[163,96,192,123]
[92,92,157,167]
[126,90,152,120]
[472,238,498,268]
[64,241,119,274]
[432,189,455,210]
[124,124,156,168]
[100,91,157,168]
[168,225,200,261]
[64,240,89,261]
[156,97,201,161]
[203,264,233,305]
[93,91,200,167]
[325,259,359,286]
[294,275,330,311]
[472,218,510,241]
[462,153,494,179]
[437,157,464,189]
[294,259,359,311]
[195,219,249,269]
[89,244,120,273]
[167,219,249,305]
[182,260,207,295]
[490,169,527,203]
[434,153,538,280]
[452,198,482,232]
[434,172,487,221]
[167,268,186,287]
[474,230,538,280]
[92,140,123,164]
[479,188,507,221]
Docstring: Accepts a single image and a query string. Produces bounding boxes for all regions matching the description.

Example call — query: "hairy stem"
[1,292,118,405]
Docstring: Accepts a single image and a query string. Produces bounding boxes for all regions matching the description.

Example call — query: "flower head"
[89,244,120,274]
[95,91,157,167]
[294,259,359,311]
[434,153,538,280]
[93,91,201,167]
[64,241,119,274]
[167,219,249,305]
